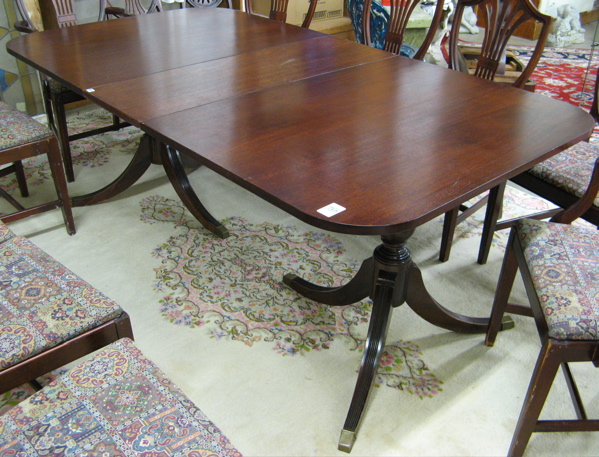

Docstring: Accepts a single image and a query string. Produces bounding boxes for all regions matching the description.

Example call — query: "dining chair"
[471,71,599,265]
[484,159,599,457]
[0,101,75,235]
[244,0,318,28]
[438,0,553,263]
[357,0,445,59]
[14,0,132,183]
[0,220,134,395]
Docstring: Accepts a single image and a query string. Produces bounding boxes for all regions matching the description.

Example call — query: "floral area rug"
[143,196,443,397]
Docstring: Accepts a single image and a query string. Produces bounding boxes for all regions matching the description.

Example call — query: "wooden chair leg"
[478,182,506,265]
[486,228,519,346]
[13,160,29,197]
[46,136,76,235]
[508,341,562,457]
[439,207,459,262]
[50,92,75,183]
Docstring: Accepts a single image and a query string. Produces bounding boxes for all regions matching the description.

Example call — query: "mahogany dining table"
[7,7,595,452]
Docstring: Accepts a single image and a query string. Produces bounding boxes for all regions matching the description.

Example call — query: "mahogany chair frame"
[485,160,599,457]
[0,130,75,235]
[14,0,131,183]
[244,0,318,28]
[439,0,554,263]
[1,312,133,395]
[361,0,445,60]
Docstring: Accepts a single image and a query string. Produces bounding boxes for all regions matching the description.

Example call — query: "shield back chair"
[0,101,75,235]
[485,159,599,457]
[358,0,445,60]
[14,0,131,183]
[471,70,599,266]
[438,0,553,263]
[244,0,318,28]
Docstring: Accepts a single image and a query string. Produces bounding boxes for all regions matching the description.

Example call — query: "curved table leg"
[72,133,153,207]
[283,257,373,306]
[161,145,230,239]
[284,230,515,452]
[405,263,491,333]
[338,272,394,452]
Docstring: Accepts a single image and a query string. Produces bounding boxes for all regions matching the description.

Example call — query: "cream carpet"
[1,105,598,457]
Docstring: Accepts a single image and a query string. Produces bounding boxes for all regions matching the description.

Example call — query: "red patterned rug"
[513,47,598,114]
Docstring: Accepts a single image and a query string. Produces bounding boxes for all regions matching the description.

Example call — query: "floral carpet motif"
[143,196,443,398]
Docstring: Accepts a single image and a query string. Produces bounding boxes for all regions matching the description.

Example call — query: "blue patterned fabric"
[0,338,242,456]
[0,221,124,371]
[517,218,599,341]
[346,0,418,57]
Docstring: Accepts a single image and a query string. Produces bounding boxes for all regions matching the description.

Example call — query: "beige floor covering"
[1,107,598,457]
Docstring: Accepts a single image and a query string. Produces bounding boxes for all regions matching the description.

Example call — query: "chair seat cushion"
[516,218,599,340]
[527,140,599,208]
[0,102,53,151]
[0,338,242,456]
[0,227,124,371]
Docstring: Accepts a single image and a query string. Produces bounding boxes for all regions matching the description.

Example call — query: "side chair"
[0,101,75,235]
[473,71,599,265]
[438,0,554,263]
[244,0,318,28]
[14,0,132,183]
[0,220,133,395]
[358,0,445,60]
[485,159,599,457]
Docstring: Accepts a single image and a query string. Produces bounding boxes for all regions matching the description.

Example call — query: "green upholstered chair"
[0,101,74,234]
[0,338,242,456]
[485,160,599,456]
[0,220,133,394]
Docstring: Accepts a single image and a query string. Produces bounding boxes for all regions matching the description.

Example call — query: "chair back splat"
[244,0,318,28]
[448,0,552,87]
[361,0,445,60]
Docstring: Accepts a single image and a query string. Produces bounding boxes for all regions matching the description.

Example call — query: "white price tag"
[86,88,95,93]
[317,203,346,217]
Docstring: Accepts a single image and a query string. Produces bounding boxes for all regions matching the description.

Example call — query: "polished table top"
[7,7,596,452]
[8,7,593,236]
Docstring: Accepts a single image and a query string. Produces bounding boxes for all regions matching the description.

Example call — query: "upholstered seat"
[516,218,599,340]
[0,221,132,394]
[0,102,54,149]
[0,338,242,456]
[526,141,599,210]
[0,224,124,374]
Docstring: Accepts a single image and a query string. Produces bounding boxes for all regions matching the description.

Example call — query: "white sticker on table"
[317,203,346,217]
